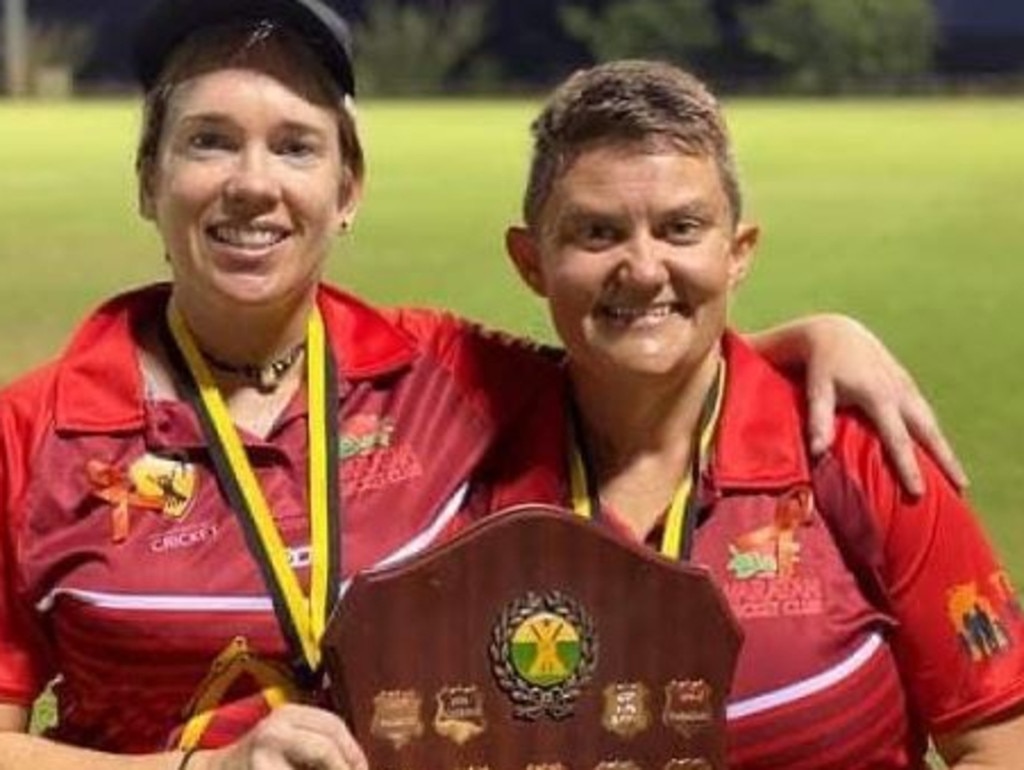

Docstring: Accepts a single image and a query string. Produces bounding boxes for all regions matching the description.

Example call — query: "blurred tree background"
[739,0,937,92]
[3,0,1024,95]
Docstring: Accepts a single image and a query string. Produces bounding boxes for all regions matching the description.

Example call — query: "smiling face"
[139,42,360,320]
[507,142,758,388]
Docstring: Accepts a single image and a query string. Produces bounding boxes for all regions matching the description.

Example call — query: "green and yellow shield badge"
[490,590,597,719]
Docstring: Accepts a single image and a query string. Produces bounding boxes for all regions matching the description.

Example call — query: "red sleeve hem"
[0,684,36,709]
[929,674,1024,734]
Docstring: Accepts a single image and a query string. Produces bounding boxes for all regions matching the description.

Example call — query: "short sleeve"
[832,415,1024,733]
[0,401,49,705]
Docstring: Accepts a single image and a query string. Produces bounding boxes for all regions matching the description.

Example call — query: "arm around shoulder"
[747,313,967,494]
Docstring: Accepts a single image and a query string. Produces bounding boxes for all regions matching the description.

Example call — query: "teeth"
[602,303,679,321]
[211,225,285,248]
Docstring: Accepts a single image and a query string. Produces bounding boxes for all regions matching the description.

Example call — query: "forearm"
[744,316,827,370]
[936,711,1024,768]
[0,733,182,770]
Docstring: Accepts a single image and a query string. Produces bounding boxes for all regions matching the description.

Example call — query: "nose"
[616,233,670,289]
[222,148,280,214]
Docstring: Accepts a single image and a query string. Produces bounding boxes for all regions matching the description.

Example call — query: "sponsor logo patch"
[948,573,1018,661]
[149,523,218,554]
[990,570,1024,621]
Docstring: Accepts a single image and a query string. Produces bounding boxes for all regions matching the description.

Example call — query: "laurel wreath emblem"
[489,590,599,720]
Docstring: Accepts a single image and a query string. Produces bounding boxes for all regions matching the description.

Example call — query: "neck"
[169,287,315,368]
[568,350,721,539]
[570,349,721,471]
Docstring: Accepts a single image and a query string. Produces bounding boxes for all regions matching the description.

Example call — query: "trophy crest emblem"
[434,685,487,745]
[664,759,713,770]
[370,689,424,749]
[662,680,713,737]
[490,590,598,719]
[601,682,651,739]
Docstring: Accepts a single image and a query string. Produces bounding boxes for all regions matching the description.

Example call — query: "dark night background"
[20,0,1024,89]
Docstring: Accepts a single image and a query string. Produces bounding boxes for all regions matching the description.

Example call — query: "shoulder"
[714,332,811,487]
[374,299,564,388]
[0,284,160,456]
[317,283,563,428]
[389,306,560,365]
[0,362,61,458]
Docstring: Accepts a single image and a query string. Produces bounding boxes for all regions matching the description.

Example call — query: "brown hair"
[135,20,364,202]
[524,60,741,228]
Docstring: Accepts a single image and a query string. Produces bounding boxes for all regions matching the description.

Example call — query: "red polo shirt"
[0,282,559,752]
[467,331,1024,768]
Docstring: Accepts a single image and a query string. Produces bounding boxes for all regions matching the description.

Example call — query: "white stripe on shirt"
[36,482,469,614]
[726,632,885,720]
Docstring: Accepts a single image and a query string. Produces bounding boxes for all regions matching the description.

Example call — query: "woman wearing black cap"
[0,1,966,769]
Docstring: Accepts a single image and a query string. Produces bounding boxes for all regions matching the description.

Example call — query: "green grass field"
[1,96,1022,580]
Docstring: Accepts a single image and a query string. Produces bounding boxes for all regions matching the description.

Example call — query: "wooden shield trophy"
[322,505,741,770]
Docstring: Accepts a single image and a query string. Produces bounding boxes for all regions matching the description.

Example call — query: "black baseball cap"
[132,0,356,96]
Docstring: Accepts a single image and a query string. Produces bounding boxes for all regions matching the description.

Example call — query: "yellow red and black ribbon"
[164,303,341,683]
[568,361,725,560]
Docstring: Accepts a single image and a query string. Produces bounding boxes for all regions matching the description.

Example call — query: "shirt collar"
[53,282,419,433]
[709,330,812,491]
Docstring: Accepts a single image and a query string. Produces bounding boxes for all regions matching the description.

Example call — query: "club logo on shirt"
[339,414,422,495]
[339,414,395,459]
[727,487,813,581]
[87,453,198,542]
[947,573,1018,661]
[722,487,824,620]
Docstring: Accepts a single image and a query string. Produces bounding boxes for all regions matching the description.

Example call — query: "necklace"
[199,341,306,392]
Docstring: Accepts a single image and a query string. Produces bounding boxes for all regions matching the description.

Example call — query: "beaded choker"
[199,341,306,392]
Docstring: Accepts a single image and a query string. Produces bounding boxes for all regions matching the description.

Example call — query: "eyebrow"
[558,198,716,222]
[175,113,327,136]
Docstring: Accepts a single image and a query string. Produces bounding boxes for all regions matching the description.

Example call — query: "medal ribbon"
[166,305,340,678]
[178,636,299,750]
[568,360,726,560]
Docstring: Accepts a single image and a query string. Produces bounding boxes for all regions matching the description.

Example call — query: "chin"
[599,341,717,383]
[210,273,312,309]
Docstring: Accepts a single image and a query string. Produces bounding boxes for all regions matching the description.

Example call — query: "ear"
[137,166,156,221]
[505,226,547,297]
[728,221,760,290]
[334,172,364,234]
